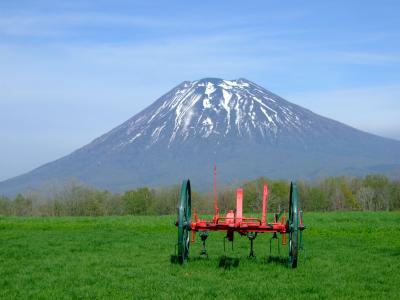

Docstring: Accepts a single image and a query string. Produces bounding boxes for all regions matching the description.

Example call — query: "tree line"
[0,174,399,217]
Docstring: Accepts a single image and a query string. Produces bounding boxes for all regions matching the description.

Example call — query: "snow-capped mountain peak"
[102,78,314,150]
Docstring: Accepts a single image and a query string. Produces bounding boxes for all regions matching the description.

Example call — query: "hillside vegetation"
[0,175,399,217]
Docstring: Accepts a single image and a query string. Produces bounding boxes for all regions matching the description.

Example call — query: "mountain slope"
[1,78,400,196]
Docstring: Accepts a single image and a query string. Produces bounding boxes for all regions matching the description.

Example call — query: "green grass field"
[1,212,399,299]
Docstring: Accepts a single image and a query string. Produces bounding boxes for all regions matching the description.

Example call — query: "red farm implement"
[172,165,306,268]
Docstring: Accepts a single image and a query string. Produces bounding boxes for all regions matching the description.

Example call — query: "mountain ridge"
[1,78,399,196]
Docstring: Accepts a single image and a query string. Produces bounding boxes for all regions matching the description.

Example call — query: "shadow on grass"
[171,254,291,269]
[218,255,240,270]
[263,255,288,267]
[170,255,211,264]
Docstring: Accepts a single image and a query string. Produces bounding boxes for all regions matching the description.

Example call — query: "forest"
[0,174,399,216]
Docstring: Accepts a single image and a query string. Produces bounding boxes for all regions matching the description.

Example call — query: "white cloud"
[0,12,167,37]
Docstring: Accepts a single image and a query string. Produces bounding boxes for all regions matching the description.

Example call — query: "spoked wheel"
[288,182,299,268]
[177,180,192,264]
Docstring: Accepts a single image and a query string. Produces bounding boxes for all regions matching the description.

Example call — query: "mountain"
[1,78,400,196]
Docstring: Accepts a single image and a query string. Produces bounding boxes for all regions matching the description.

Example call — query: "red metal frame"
[191,164,287,244]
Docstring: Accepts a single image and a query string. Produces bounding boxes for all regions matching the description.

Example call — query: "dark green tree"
[123,187,155,215]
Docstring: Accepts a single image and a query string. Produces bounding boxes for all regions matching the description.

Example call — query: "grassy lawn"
[0,212,399,299]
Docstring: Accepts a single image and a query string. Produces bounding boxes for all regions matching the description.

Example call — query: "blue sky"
[1,0,400,181]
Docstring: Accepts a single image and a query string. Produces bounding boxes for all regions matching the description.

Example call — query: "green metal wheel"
[288,182,299,268]
[177,180,192,264]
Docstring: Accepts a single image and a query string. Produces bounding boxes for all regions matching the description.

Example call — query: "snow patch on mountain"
[201,117,214,137]
[205,82,216,96]
[222,89,232,108]
[203,98,211,108]
[129,132,141,143]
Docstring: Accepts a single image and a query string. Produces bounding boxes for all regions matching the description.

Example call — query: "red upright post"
[213,162,219,219]
[261,184,268,226]
[236,188,243,225]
